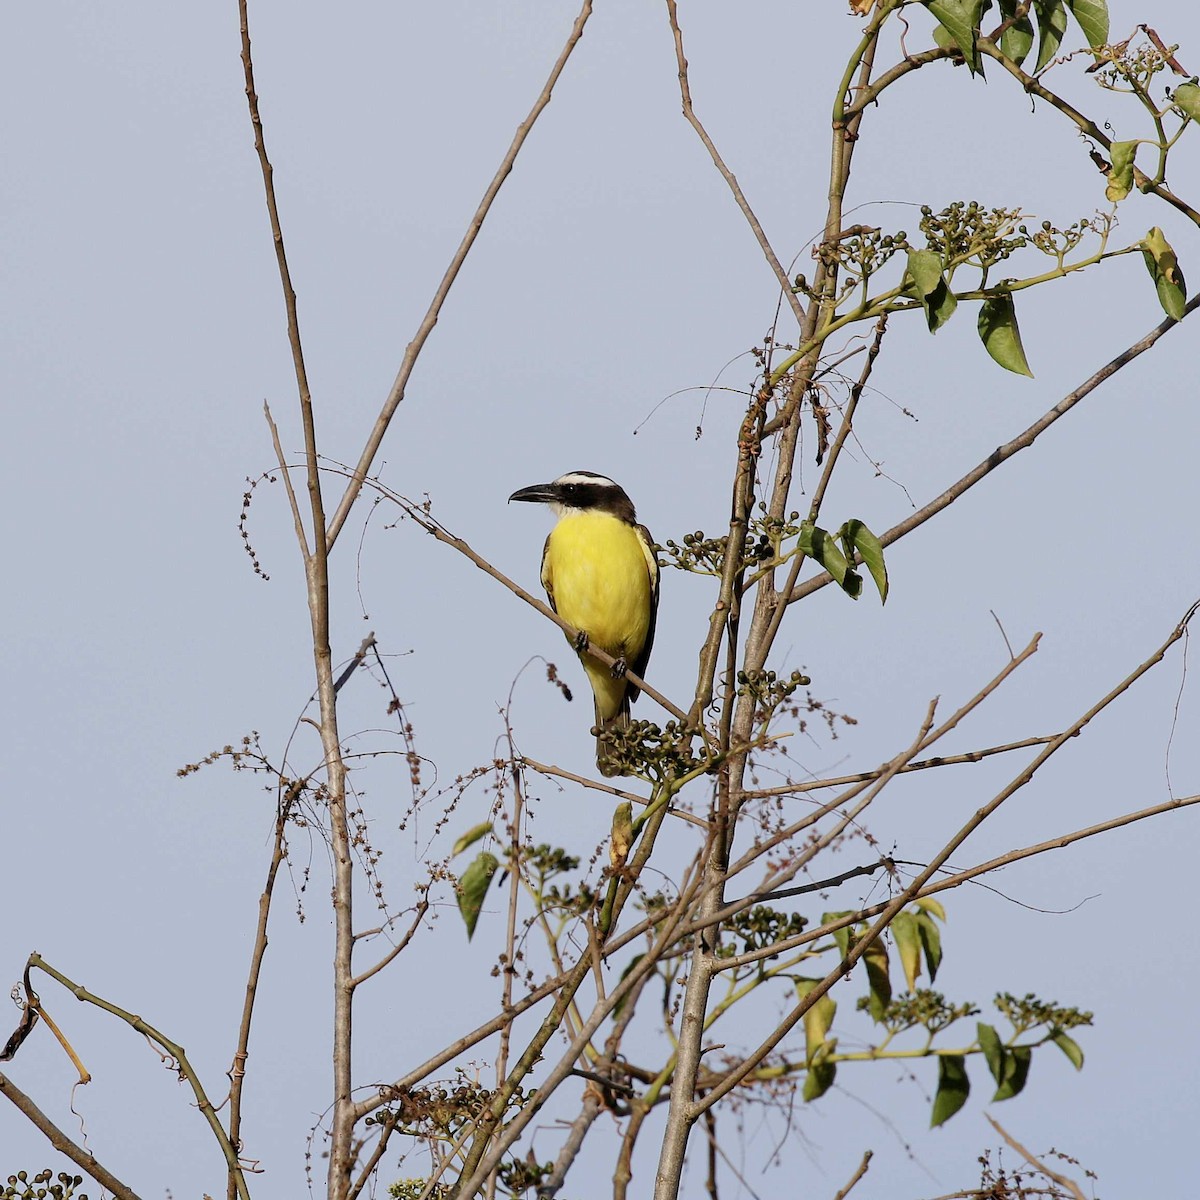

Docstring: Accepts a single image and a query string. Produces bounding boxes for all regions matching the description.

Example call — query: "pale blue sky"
[2,2,1199,1196]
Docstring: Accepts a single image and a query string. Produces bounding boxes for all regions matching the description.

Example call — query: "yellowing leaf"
[1105,140,1136,202]
[609,802,634,870]
[891,912,922,992]
[795,978,837,1063]
[1142,226,1187,320]
[906,248,958,332]
[802,1041,838,1101]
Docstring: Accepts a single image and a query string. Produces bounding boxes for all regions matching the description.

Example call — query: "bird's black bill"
[508,483,559,504]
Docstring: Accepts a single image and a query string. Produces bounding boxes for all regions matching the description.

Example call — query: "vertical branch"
[237,3,353,1194]
[664,0,804,327]
[226,782,299,1200]
[654,9,893,1198]
[488,748,527,1200]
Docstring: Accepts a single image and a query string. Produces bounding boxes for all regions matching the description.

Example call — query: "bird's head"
[508,471,637,523]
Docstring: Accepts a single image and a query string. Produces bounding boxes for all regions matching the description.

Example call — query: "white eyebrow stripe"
[555,471,618,488]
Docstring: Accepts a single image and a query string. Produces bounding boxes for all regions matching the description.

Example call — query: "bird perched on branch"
[508,471,659,777]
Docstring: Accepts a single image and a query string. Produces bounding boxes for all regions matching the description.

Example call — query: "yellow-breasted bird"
[509,471,659,777]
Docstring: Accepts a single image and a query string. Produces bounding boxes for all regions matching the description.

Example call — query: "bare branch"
[663,0,805,326]
[833,1150,874,1200]
[521,756,710,829]
[226,782,300,1200]
[740,735,1058,798]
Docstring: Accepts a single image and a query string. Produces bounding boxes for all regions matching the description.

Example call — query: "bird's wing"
[539,532,557,612]
[628,522,660,703]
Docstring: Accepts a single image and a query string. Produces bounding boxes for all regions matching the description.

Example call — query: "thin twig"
[664,0,805,326]
[985,1115,1087,1200]
[225,783,297,1200]
[832,1150,873,1200]
[263,400,309,561]
[740,735,1057,798]
[348,899,430,989]
[521,756,710,828]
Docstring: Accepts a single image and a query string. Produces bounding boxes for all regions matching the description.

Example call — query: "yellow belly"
[545,512,653,721]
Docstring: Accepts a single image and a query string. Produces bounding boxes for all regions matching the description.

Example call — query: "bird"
[508,471,659,777]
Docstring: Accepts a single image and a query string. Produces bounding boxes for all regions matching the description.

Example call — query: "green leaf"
[927,0,984,73]
[978,294,1034,376]
[800,525,863,599]
[891,912,922,992]
[796,978,838,1063]
[1053,1030,1085,1070]
[456,851,500,940]
[1065,0,1108,47]
[993,1043,1032,1100]
[976,1022,1005,1084]
[824,912,855,960]
[931,1054,970,1127]
[1105,140,1136,202]
[1142,226,1187,320]
[906,248,958,332]
[841,519,889,604]
[998,0,1034,65]
[862,937,892,1022]
[1174,81,1200,123]
[803,1042,838,1101]
[451,821,494,858]
[915,910,943,983]
[914,896,946,921]
[1032,0,1069,73]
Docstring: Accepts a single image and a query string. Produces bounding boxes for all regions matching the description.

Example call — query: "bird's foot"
[611,655,628,679]
[573,629,590,653]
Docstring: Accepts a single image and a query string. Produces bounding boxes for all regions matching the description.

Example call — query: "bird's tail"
[595,695,631,778]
